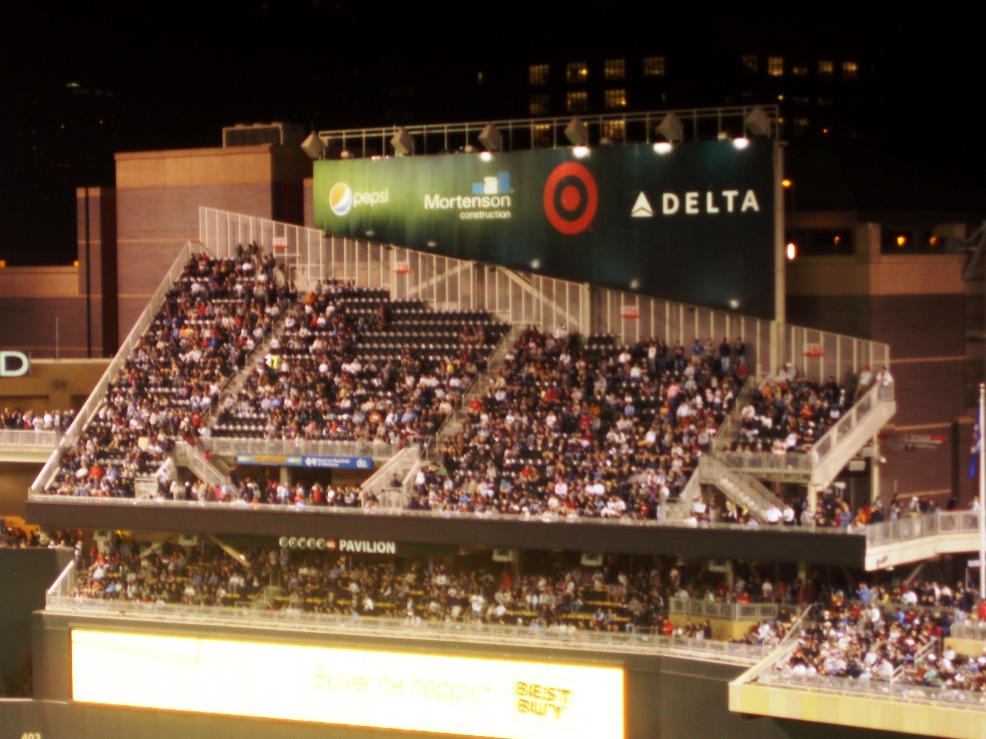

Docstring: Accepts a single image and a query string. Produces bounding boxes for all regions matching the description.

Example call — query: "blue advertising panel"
[236,454,374,470]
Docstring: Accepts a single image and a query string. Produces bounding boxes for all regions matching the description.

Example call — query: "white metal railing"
[950,620,986,641]
[361,446,418,501]
[701,455,785,518]
[174,441,231,489]
[711,377,756,454]
[782,324,891,390]
[0,429,59,448]
[811,381,892,475]
[669,597,780,622]
[865,510,980,548]
[715,381,895,484]
[199,208,889,386]
[45,591,767,664]
[314,107,782,158]
[47,559,75,599]
[755,668,986,709]
[200,436,400,462]
[29,241,207,496]
[716,448,813,478]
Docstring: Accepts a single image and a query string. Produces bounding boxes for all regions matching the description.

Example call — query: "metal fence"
[713,381,893,485]
[314,107,782,157]
[45,562,766,664]
[0,429,59,448]
[755,670,986,710]
[865,510,980,548]
[669,597,780,622]
[201,437,400,463]
[199,207,890,387]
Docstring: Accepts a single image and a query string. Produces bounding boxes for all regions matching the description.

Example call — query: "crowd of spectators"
[68,535,784,638]
[68,532,986,700]
[212,278,505,447]
[1,408,74,433]
[154,473,377,508]
[732,369,852,454]
[0,518,80,548]
[45,250,287,498]
[28,245,888,537]
[770,582,986,693]
[406,326,738,519]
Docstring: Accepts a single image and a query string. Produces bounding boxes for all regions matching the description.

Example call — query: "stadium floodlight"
[390,127,414,156]
[744,105,772,137]
[478,123,502,152]
[300,132,326,160]
[657,112,684,144]
[564,116,589,146]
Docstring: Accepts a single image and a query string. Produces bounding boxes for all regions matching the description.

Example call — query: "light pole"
[977,383,986,601]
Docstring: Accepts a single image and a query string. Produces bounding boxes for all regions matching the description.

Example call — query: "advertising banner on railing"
[314,140,776,318]
[236,453,373,470]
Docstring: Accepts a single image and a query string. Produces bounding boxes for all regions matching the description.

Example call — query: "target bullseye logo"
[543,162,598,234]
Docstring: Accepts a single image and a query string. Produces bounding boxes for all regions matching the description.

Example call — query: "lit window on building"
[532,123,552,147]
[604,89,627,110]
[604,59,626,80]
[566,91,588,113]
[566,62,589,84]
[742,54,758,72]
[767,56,784,77]
[529,94,549,116]
[818,60,834,78]
[601,120,625,142]
[787,228,854,256]
[643,56,666,77]
[881,228,918,253]
[842,61,858,81]
[529,64,549,86]
[794,117,810,134]
[792,64,809,77]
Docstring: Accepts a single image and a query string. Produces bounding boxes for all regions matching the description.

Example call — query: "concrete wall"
[76,186,118,356]
[113,143,309,340]
[787,249,971,502]
[0,549,71,690]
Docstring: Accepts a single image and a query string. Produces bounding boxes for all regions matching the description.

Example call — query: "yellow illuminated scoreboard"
[71,629,625,739]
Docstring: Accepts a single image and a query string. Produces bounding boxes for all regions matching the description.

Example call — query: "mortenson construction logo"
[423,172,512,221]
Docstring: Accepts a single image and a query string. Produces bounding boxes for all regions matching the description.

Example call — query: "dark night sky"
[1,2,983,263]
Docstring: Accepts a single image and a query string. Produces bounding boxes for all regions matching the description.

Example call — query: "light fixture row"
[301,107,773,160]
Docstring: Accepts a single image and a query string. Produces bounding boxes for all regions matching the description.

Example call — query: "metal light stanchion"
[977,382,986,599]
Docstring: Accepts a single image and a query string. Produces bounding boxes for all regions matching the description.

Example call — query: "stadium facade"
[2,109,985,738]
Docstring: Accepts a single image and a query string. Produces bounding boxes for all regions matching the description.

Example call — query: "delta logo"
[630,189,761,218]
[543,162,598,235]
[328,182,390,217]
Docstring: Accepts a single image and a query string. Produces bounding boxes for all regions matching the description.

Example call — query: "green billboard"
[314,140,776,319]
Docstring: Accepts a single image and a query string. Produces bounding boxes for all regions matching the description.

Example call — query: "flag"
[970,423,980,479]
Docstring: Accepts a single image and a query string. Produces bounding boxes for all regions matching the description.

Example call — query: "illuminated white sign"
[71,630,624,739]
[0,351,29,377]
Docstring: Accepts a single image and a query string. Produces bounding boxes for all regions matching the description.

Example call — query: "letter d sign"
[0,351,29,378]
